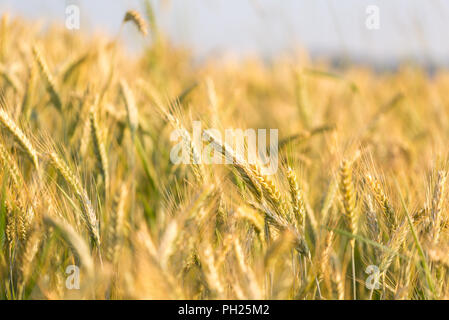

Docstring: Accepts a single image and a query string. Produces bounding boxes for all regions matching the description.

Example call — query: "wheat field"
[1,6,449,300]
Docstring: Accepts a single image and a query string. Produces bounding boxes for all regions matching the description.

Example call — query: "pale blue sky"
[1,0,448,65]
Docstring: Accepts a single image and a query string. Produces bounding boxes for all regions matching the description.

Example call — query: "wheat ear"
[119,80,138,136]
[203,129,308,254]
[201,244,225,297]
[431,170,446,244]
[233,239,262,299]
[0,108,39,170]
[107,184,128,264]
[379,218,410,273]
[18,227,41,297]
[162,108,204,183]
[89,108,109,194]
[5,201,16,251]
[123,10,148,36]
[339,158,358,299]
[49,151,100,246]
[340,159,358,237]
[0,141,22,187]
[286,167,306,231]
[32,45,62,111]
[366,174,396,230]
[43,213,94,276]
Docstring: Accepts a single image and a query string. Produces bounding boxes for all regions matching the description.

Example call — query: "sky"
[1,0,449,66]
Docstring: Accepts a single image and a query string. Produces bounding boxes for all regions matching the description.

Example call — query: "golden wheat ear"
[43,213,94,276]
[286,166,306,231]
[431,170,447,244]
[32,44,62,111]
[119,79,138,136]
[339,157,359,299]
[123,10,148,36]
[49,151,100,247]
[0,106,39,170]
[339,159,358,237]
[89,107,109,195]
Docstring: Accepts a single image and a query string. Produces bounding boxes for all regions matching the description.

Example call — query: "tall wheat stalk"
[339,158,358,299]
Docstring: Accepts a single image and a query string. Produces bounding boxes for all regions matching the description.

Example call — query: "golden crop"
[1,7,449,300]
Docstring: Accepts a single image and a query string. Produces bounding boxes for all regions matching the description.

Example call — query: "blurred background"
[1,0,448,69]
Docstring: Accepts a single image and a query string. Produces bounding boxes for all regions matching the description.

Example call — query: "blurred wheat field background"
[2,3,449,300]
